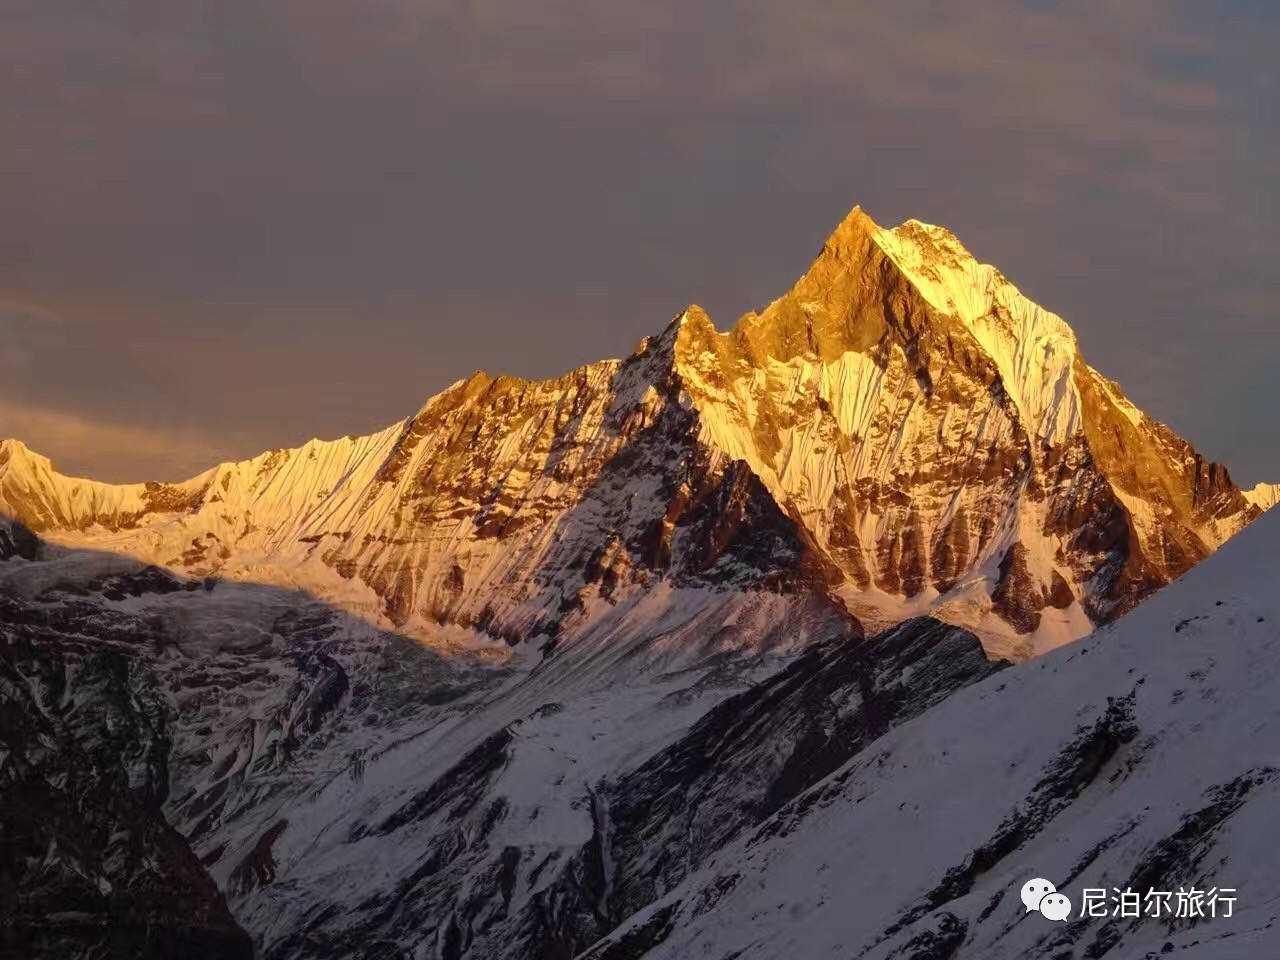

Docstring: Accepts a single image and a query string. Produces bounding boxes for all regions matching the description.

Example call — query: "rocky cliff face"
[0,578,254,960]
[0,534,983,960]
[0,207,1266,659]
[0,329,840,669]
[671,209,1262,655]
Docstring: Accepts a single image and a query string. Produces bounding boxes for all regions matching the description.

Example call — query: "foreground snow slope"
[0,533,872,960]
[585,505,1280,960]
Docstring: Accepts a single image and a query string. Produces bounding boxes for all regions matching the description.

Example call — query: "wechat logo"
[1020,878,1071,922]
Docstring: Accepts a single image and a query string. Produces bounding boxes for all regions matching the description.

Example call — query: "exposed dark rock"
[887,692,1139,934]
[509,618,1003,954]
[0,595,253,960]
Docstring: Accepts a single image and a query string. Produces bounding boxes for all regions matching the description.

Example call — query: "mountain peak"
[866,210,1084,445]
[818,206,972,270]
[665,304,715,339]
[821,203,880,248]
[656,304,719,373]
[2,204,1268,658]
[725,205,1082,447]
[0,437,49,474]
[0,436,31,458]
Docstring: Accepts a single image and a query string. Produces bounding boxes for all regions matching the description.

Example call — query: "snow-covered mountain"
[584,496,1280,960]
[0,207,1269,660]
[2,204,1276,960]
[7,486,1280,959]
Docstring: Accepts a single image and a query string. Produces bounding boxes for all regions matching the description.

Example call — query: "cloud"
[0,0,1275,482]
[0,301,65,371]
[0,399,241,483]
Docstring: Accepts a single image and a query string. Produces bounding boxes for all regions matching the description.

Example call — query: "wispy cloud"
[0,301,65,371]
[0,399,239,483]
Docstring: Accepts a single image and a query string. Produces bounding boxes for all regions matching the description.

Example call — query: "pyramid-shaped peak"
[818,205,885,255]
[651,304,718,356]
[721,202,1087,447]
[810,206,979,285]
[816,206,978,272]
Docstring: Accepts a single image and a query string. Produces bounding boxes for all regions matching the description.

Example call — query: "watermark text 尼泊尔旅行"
[1021,878,1238,923]
[1078,887,1236,919]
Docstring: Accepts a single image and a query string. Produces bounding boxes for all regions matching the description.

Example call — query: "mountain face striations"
[1,207,1266,660]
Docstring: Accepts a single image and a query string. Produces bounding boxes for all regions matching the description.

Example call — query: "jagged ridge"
[0,206,1270,659]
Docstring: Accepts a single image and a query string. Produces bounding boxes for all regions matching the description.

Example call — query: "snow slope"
[875,218,1083,447]
[1245,482,1279,511]
[0,536,866,960]
[584,506,1280,960]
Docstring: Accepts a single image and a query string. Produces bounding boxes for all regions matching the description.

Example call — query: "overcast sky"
[1,1,1277,484]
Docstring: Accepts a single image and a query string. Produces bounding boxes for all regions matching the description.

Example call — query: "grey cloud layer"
[1,0,1276,481]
